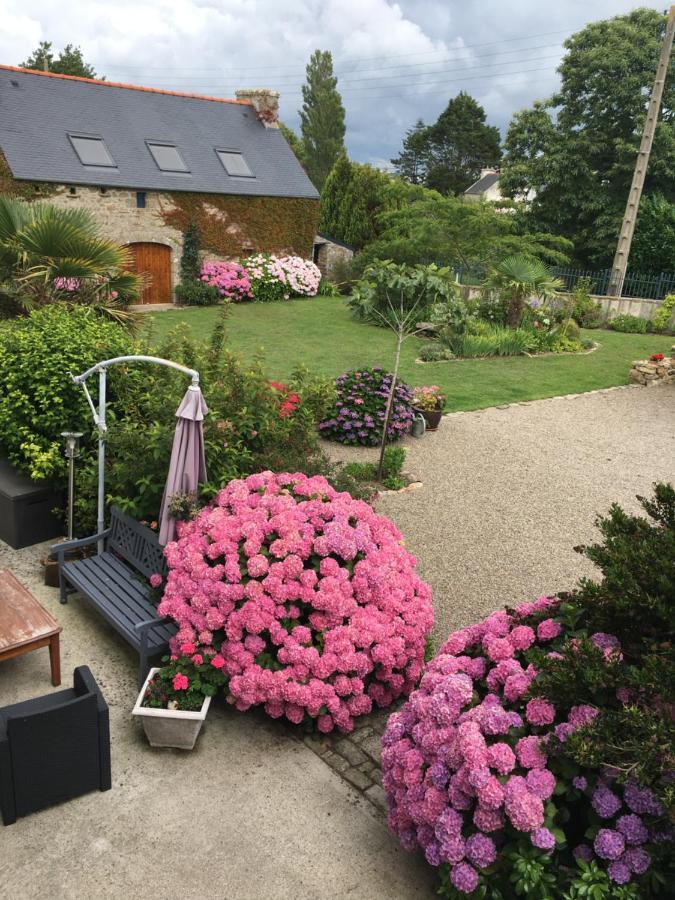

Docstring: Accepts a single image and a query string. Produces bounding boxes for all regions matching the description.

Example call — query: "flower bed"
[382,595,671,896]
[158,471,433,733]
[319,368,414,446]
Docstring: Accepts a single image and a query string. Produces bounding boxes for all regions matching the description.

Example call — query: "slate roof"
[464,171,500,196]
[0,66,319,200]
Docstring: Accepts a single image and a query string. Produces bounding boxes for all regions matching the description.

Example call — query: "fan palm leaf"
[483,254,563,328]
[0,196,141,316]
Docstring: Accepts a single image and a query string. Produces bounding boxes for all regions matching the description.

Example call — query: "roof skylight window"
[69,134,116,167]
[216,150,253,177]
[146,142,189,173]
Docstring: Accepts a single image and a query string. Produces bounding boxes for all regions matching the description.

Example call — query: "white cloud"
[0,0,666,165]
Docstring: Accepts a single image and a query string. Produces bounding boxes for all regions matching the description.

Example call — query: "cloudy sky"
[0,1,666,166]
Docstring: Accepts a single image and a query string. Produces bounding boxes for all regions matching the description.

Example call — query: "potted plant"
[132,653,227,750]
[412,385,446,431]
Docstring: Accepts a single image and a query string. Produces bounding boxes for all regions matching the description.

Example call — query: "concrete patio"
[1,381,673,899]
[0,542,435,900]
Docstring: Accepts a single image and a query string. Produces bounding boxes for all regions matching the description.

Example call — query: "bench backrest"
[108,506,167,577]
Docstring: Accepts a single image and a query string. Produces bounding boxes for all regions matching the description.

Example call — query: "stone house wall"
[314,239,354,282]
[48,185,184,295]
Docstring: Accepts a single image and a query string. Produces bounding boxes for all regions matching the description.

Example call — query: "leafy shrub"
[652,294,675,334]
[382,485,675,897]
[570,277,604,328]
[243,253,321,300]
[142,653,227,711]
[242,253,286,302]
[319,367,414,446]
[531,484,675,810]
[0,305,132,482]
[418,342,455,362]
[199,261,252,302]
[73,311,333,530]
[175,280,221,306]
[0,196,142,319]
[179,222,200,283]
[445,326,530,358]
[158,471,434,733]
[349,261,460,327]
[317,278,340,296]
[342,446,407,487]
[610,314,648,334]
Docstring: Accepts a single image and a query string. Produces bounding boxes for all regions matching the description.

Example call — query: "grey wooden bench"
[53,507,176,687]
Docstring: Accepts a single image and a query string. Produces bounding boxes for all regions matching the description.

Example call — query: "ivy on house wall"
[0,151,57,200]
[0,157,320,259]
[159,193,320,258]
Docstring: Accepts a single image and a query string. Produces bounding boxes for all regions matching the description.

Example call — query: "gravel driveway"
[328,383,675,640]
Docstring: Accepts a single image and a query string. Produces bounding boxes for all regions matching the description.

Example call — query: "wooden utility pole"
[607,6,675,298]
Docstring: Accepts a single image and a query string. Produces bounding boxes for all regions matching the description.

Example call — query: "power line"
[102,49,562,91]
[121,66,558,105]
[98,27,572,75]
[100,44,560,87]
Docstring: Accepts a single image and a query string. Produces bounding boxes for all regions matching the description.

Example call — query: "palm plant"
[482,254,563,328]
[0,196,142,322]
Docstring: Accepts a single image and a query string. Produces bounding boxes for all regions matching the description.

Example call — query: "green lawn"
[144,297,674,413]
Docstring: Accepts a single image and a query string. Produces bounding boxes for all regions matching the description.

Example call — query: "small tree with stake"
[350,261,458,480]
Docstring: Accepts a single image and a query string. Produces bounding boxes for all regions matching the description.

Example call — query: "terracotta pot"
[414,407,443,431]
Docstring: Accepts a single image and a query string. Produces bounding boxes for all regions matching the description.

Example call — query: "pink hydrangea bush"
[243,253,321,301]
[200,261,252,302]
[158,471,433,733]
[381,599,670,896]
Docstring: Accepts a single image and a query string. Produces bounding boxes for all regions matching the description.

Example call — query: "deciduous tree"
[20,41,100,79]
[501,9,675,268]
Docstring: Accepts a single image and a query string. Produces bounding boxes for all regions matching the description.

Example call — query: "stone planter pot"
[132,667,211,750]
[414,406,443,431]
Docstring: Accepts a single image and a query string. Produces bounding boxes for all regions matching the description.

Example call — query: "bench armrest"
[51,530,111,558]
[133,615,170,635]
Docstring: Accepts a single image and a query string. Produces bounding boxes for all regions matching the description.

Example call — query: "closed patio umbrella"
[158,385,208,545]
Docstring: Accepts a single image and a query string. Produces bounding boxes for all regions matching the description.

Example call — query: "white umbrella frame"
[71,355,200,553]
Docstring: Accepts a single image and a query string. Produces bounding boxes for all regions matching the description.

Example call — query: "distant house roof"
[0,66,319,200]
[464,171,500,196]
[315,232,355,251]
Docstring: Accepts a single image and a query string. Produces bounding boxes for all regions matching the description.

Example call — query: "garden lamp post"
[61,431,83,541]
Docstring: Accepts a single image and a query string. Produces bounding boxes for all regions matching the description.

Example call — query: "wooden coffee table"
[0,569,62,685]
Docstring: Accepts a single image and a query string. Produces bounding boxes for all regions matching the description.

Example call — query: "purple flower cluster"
[380,601,668,893]
[319,368,414,447]
[571,775,662,884]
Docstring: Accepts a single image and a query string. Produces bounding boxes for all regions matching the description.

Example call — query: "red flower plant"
[269,381,300,418]
[650,353,665,362]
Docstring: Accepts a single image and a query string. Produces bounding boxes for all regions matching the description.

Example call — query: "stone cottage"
[0,66,319,304]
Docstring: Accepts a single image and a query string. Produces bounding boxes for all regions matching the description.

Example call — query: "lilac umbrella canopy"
[158,385,208,545]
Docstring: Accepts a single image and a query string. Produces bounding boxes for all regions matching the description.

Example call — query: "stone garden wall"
[629,355,675,385]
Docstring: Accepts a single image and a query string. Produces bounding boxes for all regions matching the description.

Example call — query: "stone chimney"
[235,88,280,128]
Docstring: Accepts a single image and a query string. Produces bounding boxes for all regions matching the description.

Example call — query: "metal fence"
[453,265,675,300]
[549,267,675,300]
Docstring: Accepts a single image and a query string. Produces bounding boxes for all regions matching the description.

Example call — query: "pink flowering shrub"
[200,261,252,302]
[243,253,321,301]
[382,597,671,897]
[158,471,433,733]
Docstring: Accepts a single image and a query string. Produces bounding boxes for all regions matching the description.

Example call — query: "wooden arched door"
[125,242,172,305]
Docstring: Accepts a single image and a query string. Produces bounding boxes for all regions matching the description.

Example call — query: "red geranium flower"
[650,353,665,362]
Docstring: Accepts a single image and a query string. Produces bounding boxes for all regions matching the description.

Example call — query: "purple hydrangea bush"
[381,597,672,897]
[319,367,414,447]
